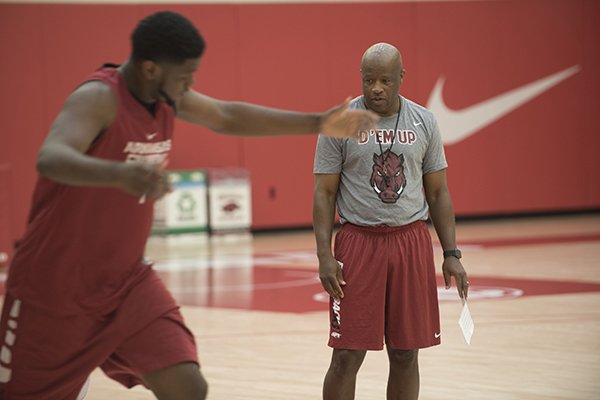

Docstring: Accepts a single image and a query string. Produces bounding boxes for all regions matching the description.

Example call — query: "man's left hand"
[442,257,469,299]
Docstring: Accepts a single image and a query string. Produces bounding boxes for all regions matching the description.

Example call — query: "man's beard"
[159,86,176,112]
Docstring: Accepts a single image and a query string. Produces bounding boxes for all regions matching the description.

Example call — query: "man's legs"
[386,347,419,400]
[100,306,203,398]
[323,349,367,400]
[143,362,208,400]
[0,295,99,399]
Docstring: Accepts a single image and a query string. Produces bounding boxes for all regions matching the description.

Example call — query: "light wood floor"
[45,214,600,398]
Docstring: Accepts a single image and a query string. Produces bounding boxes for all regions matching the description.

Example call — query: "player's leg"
[101,307,205,400]
[143,362,207,400]
[323,224,389,399]
[384,221,441,400]
[0,293,102,399]
[385,347,419,400]
[323,348,367,400]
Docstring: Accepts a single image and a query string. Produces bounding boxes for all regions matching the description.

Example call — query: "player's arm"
[37,81,120,186]
[37,82,170,199]
[313,173,345,301]
[424,169,469,299]
[177,89,378,138]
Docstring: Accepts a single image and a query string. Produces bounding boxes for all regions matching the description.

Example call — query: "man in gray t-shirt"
[315,95,447,227]
[313,43,469,400]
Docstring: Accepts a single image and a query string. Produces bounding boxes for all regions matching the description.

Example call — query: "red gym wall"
[1,0,599,259]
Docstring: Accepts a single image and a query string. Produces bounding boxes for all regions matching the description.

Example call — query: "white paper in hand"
[458,300,474,345]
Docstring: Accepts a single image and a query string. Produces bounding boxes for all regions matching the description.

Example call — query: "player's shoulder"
[69,80,116,106]
[61,79,117,123]
[76,79,114,95]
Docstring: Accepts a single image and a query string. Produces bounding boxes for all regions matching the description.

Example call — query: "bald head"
[360,43,405,117]
[361,43,403,73]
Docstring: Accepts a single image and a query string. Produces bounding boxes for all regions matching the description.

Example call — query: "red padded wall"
[0,1,598,259]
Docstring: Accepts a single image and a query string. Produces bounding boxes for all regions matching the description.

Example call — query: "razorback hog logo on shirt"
[370,150,406,203]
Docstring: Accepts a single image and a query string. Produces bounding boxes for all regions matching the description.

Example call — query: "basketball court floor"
[13,213,600,399]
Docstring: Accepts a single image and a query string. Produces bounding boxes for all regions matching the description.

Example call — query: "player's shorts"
[0,269,198,399]
[328,221,441,350]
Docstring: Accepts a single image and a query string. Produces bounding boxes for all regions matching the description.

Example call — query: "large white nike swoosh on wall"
[427,65,581,145]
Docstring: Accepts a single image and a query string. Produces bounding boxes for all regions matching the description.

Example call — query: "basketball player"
[0,11,378,400]
[313,43,469,400]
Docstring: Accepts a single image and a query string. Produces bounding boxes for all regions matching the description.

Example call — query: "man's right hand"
[318,255,346,302]
[117,161,172,201]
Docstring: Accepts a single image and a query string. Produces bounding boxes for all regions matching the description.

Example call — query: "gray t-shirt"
[314,95,447,226]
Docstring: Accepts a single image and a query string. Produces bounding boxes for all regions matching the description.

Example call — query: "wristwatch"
[443,248,462,259]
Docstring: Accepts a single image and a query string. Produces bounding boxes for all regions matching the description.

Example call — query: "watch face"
[444,249,462,259]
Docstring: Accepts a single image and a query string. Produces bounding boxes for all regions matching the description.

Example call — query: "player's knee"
[196,374,208,399]
[329,349,366,375]
[388,348,419,369]
[157,378,207,400]
[144,363,208,400]
[175,371,208,400]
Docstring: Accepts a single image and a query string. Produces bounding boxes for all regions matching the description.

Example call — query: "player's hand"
[117,160,172,201]
[319,97,379,139]
[442,257,469,300]
[318,255,346,302]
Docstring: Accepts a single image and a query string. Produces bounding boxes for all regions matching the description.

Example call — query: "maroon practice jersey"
[7,65,174,315]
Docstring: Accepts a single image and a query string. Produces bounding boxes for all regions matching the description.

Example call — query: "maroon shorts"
[328,221,441,350]
[0,270,198,399]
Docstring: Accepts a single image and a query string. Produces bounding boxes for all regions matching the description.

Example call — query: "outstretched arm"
[313,173,345,302]
[177,90,378,138]
[424,169,469,299]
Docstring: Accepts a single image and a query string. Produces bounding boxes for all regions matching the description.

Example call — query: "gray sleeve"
[313,134,344,174]
[423,116,448,174]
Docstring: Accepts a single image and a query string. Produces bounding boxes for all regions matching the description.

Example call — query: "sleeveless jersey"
[7,65,174,316]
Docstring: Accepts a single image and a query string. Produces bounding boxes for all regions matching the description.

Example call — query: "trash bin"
[152,170,209,235]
